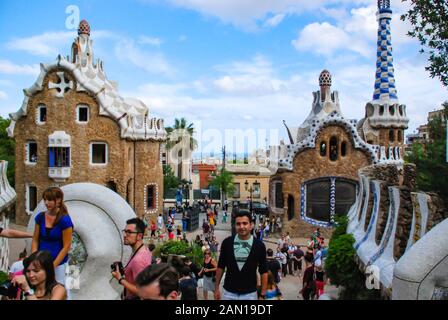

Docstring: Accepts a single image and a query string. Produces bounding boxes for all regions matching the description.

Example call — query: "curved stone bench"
[26,182,136,300]
[392,218,448,300]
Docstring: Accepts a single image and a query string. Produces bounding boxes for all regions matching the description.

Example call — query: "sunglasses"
[122,229,140,235]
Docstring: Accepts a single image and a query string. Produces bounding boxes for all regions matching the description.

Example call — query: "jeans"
[222,288,258,300]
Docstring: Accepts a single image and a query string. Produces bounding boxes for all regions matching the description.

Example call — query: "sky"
[0,0,446,156]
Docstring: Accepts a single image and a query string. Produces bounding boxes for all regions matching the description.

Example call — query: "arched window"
[379,105,385,115]
[320,141,327,157]
[275,182,284,208]
[341,141,347,157]
[397,130,402,143]
[389,129,395,142]
[329,137,338,161]
[389,105,395,116]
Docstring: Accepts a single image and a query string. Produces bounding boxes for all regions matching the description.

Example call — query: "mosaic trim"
[355,180,379,250]
[279,111,380,171]
[367,186,397,265]
[300,177,345,229]
[144,183,159,217]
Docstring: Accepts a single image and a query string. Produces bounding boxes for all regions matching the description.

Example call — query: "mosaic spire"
[372,0,398,103]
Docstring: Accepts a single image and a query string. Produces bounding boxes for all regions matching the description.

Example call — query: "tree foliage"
[405,102,448,208]
[163,164,180,197]
[401,0,448,86]
[165,117,198,150]
[0,116,15,187]
[209,169,235,198]
[325,216,381,300]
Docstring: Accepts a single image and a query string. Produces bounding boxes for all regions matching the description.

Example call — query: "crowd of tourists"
[1,191,329,300]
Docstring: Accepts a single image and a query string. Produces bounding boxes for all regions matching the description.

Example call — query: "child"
[222,211,227,223]
[265,271,283,300]
[168,228,175,241]
[157,229,165,242]
[315,261,325,299]
[176,225,182,241]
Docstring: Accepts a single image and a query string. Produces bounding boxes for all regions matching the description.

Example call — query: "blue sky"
[0,0,446,155]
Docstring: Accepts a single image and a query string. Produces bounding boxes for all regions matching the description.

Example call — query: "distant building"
[268,1,409,237]
[7,20,166,225]
[225,164,272,203]
[405,108,446,153]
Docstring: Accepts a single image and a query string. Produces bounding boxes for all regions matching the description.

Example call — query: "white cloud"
[164,0,356,30]
[114,39,175,76]
[0,60,40,76]
[292,22,353,56]
[264,13,286,28]
[6,31,76,56]
[0,91,7,100]
[138,36,162,46]
[178,35,188,42]
[5,30,117,57]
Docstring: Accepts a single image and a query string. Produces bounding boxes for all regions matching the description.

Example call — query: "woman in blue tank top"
[31,187,73,289]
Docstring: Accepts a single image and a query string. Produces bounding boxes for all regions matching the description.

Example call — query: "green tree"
[163,164,180,197]
[0,116,15,187]
[405,102,448,208]
[401,1,448,86]
[209,169,235,200]
[165,118,198,150]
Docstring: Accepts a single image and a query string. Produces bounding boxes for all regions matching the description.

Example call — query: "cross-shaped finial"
[48,72,73,98]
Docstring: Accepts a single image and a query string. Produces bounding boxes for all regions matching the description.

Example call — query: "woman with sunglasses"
[198,249,217,300]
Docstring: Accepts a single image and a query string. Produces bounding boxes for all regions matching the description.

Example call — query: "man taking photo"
[111,218,152,300]
[214,210,268,300]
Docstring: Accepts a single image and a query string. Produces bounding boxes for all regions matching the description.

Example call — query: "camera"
[0,280,19,299]
[110,261,125,275]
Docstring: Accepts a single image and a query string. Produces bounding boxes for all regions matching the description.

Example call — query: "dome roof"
[319,69,332,87]
[78,20,91,36]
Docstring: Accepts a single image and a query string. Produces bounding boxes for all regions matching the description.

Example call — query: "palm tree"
[165,118,198,151]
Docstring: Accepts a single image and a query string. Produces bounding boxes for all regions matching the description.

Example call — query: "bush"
[325,216,381,300]
[0,270,8,283]
[159,240,191,256]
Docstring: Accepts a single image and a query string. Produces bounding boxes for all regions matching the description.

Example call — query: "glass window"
[341,141,347,157]
[48,147,70,167]
[27,185,37,213]
[320,141,326,157]
[27,141,38,163]
[91,143,107,164]
[253,183,261,198]
[306,179,331,222]
[389,129,395,142]
[147,185,155,209]
[77,106,89,122]
[329,136,338,161]
[233,183,240,198]
[39,106,47,123]
[275,182,284,208]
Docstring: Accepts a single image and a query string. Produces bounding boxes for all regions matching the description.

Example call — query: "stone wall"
[271,125,372,238]
[13,69,163,225]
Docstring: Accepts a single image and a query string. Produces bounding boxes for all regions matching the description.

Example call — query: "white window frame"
[90,142,108,165]
[25,184,38,215]
[25,141,38,165]
[76,105,89,124]
[144,183,159,214]
[36,105,47,125]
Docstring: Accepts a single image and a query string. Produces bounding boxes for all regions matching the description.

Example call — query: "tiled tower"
[359,0,409,153]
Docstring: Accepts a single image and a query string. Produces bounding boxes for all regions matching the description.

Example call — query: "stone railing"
[347,164,447,299]
[0,161,17,272]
